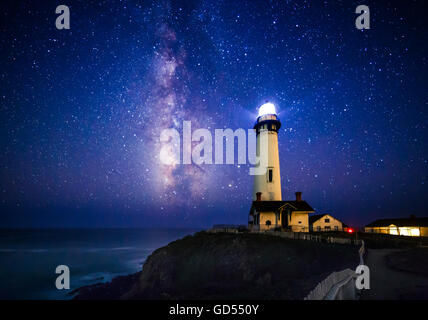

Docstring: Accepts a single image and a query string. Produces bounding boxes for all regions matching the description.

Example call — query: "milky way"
[139,20,216,212]
[0,0,426,227]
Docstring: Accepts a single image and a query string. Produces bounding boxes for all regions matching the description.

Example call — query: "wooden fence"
[254,229,363,246]
[207,228,363,246]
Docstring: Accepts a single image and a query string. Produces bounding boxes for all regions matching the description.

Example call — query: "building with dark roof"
[365,216,428,237]
[248,191,315,232]
[309,214,346,232]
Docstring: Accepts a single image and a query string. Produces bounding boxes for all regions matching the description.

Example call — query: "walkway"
[361,249,428,300]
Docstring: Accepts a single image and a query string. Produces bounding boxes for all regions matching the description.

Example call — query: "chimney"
[256,192,262,201]
[295,191,302,202]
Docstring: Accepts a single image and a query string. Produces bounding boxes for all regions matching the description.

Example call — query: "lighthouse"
[249,102,315,232]
[252,102,282,201]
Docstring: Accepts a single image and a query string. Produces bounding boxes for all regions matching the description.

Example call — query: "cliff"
[73,231,359,300]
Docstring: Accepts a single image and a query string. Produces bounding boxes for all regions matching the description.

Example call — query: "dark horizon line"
[0,226,209,230]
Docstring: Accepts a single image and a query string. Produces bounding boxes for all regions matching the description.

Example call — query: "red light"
[348,229,353,233]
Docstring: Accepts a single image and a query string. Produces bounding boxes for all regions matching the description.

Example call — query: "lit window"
[389,228,398,235]
[399,227,411,236]
[398,227,420,237]
[411,228,420,236]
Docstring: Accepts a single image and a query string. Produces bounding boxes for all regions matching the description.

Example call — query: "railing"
[261,230,321,241]
[304,240,365,300]
[358,240,365,265]
[305,269,356,300]
[208,227,364,247]
[208,225,248,233]
[253,229,363,246]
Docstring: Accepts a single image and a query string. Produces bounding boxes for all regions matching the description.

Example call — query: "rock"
[74,231,359,300]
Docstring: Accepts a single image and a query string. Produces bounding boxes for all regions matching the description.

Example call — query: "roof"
[250,200,314,213]
[308,214,345,225]
[309,214,327,224]
[366,217,428,228]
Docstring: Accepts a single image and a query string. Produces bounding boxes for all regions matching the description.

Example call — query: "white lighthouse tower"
[252,102,282,201]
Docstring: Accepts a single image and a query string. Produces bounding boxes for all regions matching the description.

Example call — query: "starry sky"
[0,0,426,228]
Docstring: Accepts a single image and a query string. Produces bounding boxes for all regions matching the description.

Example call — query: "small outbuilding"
[309,214,345,232]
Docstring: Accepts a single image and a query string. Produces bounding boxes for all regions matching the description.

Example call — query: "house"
[365,216,428,237]
[309,214,345,232]
[248,192,315,232]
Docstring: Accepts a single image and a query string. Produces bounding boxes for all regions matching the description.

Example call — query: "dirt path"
[361,249,428,300]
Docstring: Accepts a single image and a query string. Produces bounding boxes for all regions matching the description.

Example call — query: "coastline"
[72,231,360,300]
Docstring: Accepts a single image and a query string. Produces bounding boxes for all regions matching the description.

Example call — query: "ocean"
[0,228,201,299]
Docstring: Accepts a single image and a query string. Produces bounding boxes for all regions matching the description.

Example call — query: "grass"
[131,231,360,299]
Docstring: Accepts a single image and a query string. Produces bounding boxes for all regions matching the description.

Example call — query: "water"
[0,228,201,299]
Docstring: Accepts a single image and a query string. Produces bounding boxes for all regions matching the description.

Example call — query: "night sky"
[0,0,426,228]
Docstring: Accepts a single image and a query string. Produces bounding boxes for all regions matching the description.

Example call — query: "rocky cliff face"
[74,231,359,300]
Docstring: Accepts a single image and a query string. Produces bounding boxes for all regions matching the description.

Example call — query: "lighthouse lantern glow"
[258,102,277,117]
[253,101,282,202]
